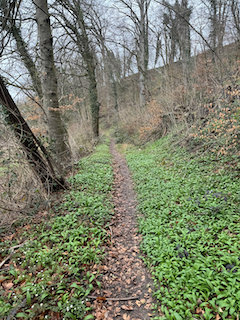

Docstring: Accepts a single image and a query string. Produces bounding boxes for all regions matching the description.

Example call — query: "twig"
[0,251,14,268]
[0,267,10,271]
[162,126,167,138]
[109,226,113,240]
[9,241,28,251]
[0,241,28,269]
[0,205,16,212]
[88,295,138,301]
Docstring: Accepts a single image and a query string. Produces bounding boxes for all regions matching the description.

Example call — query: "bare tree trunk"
[118,0,150,107]
[139,1,146,107]
[35,0,69,162]
[138,0,150,107]
[178,0,192,86]
[0,1,43,101]
[11,24,43,100]
[0,76,66,192]
[231,0,240,40]
[88,67,99,137]
[55,0,100,138]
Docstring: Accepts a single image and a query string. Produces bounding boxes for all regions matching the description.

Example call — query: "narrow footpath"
[91,141,158,320]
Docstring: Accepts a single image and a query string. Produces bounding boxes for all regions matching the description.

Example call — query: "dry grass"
[0,124,47,231]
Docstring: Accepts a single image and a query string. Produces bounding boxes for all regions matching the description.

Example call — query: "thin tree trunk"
[88,67,99,137]
[0,76,66,192]
[231,0,240,39]
[56,0,100,138]
[11,23,43,100]
[139,0,147,107]
[35,0,69,162]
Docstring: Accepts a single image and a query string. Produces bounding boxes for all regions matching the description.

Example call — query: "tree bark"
[56,0,100,138]
[0,76,66,192]
[139,1,146,107]
[88,66,99,137]
[35,0,69,161]
[231,0,240,40]
[75,2,99,138]
[11,23,43,100]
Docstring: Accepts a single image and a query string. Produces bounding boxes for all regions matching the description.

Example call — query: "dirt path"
[91,141,157,320]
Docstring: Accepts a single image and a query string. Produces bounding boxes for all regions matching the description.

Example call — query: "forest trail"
[91,140,157,320]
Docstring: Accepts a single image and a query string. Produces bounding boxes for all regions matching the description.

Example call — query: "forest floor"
[90,140,158,319]
[2,132,240,320]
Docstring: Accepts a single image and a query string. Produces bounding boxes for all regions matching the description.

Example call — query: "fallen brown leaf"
[216,314,221,320]
[96,296,106,301]
[122,305,133,311]
[136,300,141,307]
[196,307,205,315]
[2,281,14,290]
[123,314,130,320]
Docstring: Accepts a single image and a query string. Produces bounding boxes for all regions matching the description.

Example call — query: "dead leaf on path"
[2,281,14,290]
[136,300,141,307]
[103,290,112,297]
[123,314,130,320]
[144,303,152,310]
[148,288,152,293]
[96,296,106,301]
[122,305,133,311]
[216,314,221,320]
[95,311,105,320]
[104,311,109,318]
[196,307,205,315]
[140,298,146,304]
[114,307,121,316]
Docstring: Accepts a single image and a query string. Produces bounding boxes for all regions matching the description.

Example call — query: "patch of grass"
[126,136,240,320]
[0,144,113,320]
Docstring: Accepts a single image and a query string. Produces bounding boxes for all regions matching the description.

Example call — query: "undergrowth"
[126,136,240,320]
[0,144,113,320]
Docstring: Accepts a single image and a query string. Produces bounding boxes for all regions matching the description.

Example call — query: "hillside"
[1,40,240,320]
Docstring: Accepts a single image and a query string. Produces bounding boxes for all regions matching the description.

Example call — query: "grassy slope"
[0,144,114,320]
[125,136,240,320]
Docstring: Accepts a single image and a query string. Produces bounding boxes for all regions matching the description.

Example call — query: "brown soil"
[91,140,159,320]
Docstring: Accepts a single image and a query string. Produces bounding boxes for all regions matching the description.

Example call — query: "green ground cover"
[0,144,114,320]
[126,137,240,320]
